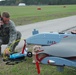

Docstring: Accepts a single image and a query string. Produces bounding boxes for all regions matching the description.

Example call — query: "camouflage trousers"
[0,31,21,54]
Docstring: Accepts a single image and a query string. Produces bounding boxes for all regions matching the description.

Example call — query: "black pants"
[0,31,21,52]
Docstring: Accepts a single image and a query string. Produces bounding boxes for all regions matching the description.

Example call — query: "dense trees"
[0,0,76,5]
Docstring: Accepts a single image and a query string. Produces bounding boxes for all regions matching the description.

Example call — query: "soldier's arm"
[7,20,17,49]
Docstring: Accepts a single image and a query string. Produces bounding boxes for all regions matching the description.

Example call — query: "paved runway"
[1,15,76,53]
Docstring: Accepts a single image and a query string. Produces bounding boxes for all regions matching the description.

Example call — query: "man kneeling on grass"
[0,12,21,57]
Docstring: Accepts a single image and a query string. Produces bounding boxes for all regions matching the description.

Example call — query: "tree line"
[0,0,76,5]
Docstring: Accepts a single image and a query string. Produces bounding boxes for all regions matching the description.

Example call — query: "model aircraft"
[25,29,76,74]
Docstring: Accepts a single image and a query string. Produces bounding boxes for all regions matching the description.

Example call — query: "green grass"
[0,57,76,75]
[0,5,76,25]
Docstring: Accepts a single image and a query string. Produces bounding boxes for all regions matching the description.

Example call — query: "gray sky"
[0,0,5,1]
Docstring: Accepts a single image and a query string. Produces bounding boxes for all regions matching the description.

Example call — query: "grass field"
[0,5,76,25]
[0,57,76,75]
[0,5,76,75]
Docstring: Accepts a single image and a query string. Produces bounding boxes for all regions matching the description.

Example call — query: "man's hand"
[3,48,10,61]
[4,48,10,55]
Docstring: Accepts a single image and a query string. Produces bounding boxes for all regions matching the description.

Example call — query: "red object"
[37,7,41,10]
[22,40,26,54]
[36,61,40,74]
[36,53,49,62]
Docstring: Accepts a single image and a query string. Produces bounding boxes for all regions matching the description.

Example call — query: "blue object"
[10,53,25,59]
[41,57,76,67]
[26,32,72,46]
[32,29,39,35]
[25,30,76,72]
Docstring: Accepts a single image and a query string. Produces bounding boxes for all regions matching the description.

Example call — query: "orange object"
[37,7,41,10]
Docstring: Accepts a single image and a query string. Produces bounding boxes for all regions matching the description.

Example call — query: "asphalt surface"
[1,15,76,53]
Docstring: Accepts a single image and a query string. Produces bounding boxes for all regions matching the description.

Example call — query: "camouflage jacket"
[0,20,17,49]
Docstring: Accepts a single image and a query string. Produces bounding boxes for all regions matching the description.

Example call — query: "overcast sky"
[0,0,5,1]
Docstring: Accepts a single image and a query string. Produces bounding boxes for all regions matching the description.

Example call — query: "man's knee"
[11,31,21,52]
[17,31,21,39]
[15,31,21,45]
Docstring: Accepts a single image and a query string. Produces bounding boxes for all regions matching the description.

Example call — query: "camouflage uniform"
[0,20,21,54]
